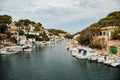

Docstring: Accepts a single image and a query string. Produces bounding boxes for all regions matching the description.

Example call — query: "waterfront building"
[99,26,119,40]
[93,26,120,56]
[8,22,19,39]
[19,35,27,45]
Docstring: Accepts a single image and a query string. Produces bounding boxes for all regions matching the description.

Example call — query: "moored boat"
[0,46,22,55]
[111,59,120,67]
[23,46,33,52]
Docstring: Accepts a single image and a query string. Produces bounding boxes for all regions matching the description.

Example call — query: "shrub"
[89,42,102,49]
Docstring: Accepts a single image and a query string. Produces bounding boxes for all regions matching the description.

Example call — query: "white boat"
[39,41,47,46]
[111,59,120,67]
[71,48,78,56]
[23,49,32,52]
[71,48,85,59]
[111,63,120,67]
[104,59,115,65]
[75,53,82,59]
[88,55,98,61]
[23,46,32,52]
[13,46,23,52]
[74,50,86,59]
[23,44,32,48]
[72,52,77,56]
[0,46,20,55]
[79,50,88,59]
[77,48,97,59]
[97,56,105,63]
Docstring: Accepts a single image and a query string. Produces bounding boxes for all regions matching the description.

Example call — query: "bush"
[112,27,120,40]
[10,37,17,43]
[64,34,73,39]
[4,31,11,38]
[19,30,24,36]
[40,32,50,41]
[25,33,50,41]
[89,42,102,49]
[36,37,44,41]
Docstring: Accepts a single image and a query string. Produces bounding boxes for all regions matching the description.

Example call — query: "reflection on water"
[0,42,120,80]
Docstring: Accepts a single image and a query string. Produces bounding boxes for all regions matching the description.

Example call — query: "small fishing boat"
[0,46,21,55]
[104,59,115,65]
[77,48,97,59]
[97,56,106,63]
[71,48,78,56]
[39,41,47,46]
[23,47,32,52]
[111,62,120,67]
[88,55,98,61]
[111,59,120,67]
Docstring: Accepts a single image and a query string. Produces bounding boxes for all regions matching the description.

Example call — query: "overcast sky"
[0,0,120,33]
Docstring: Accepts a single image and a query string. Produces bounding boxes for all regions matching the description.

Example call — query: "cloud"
[0,0,120,33]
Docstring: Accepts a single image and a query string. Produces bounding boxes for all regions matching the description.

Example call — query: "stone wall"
[107,40,120,56]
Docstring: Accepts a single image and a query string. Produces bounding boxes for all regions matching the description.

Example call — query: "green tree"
[15,21,21,26]
[34,22,42,31]
[10,37,17,43]
[0,34,7,41]
[0,15,12,24]
[0,15,12,33]
[89,41,102,49]
[112,27,120,40]
[77,23,100,46]
[40,31,50,41]
[64,34,73,39]
[98,11,120,27]
[47,29,67,36]
[25,34,45,41]
[19,30,24,36]
[25,26,30,32]
[0,24,7,33]
[4,31,11,38]
[18,19,31,26]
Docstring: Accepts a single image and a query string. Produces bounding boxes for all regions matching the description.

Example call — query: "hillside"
[47,29,67,36]
[75,11,120,46]
[75,11,120,35]
[98,11,120,27]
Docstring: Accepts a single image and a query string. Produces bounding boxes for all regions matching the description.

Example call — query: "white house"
[19,35,27,45]
[99,26,119,40]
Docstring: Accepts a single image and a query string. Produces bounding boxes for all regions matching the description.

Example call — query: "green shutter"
[110,46,117,54]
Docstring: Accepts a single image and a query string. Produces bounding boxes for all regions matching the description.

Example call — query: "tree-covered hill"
[75,11,120,47]
[98,11,120,27]
[47,29,67,36]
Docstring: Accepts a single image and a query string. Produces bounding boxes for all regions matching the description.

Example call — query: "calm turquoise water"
[0,42,120,80]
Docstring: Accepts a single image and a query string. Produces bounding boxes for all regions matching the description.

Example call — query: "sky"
[0,0,120,34]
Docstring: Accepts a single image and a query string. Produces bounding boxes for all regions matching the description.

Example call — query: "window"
[103,32,105,35]
[100,32,102,36]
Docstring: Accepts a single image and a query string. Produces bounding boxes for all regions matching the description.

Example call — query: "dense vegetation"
[0,14,70,44]
[0,15,17,44]
[77,23,100,46]
[76,11,120,49]
[98,11,120,27]
[39,32,50,41]
[0,14,49,44]
[47,29,67,36]
[15,19,49,41]
[64,33,73,39]
[15,19,35,27]
[0,15,12,33]
[112,27,120,40]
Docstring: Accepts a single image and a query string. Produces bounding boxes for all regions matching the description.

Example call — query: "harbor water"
[0,42,120,80]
